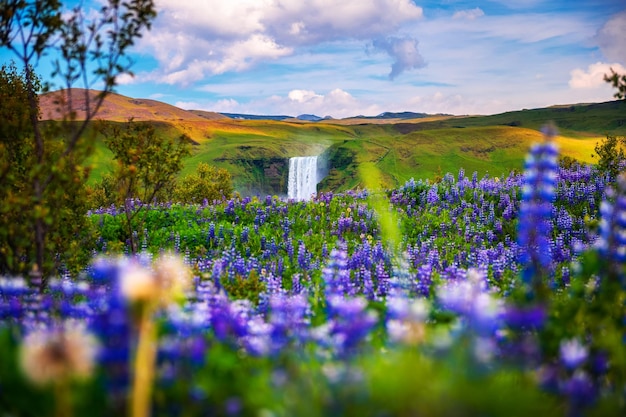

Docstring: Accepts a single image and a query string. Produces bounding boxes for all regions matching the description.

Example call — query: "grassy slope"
[47,91,624,193]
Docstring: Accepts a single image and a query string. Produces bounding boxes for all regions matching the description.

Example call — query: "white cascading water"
[288,156,318,201]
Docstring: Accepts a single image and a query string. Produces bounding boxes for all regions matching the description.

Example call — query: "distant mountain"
[296,114,324,121]
[220,113,292,121]
[376,111,435,119]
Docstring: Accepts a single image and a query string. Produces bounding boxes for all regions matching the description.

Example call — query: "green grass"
[81,101,625,193]
[403,100,626,137]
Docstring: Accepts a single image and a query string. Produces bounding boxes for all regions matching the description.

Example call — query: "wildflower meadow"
[1,131,625,417]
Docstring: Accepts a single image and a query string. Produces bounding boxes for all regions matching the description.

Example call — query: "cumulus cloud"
[452,8,485,20]
[185,88,383,119]
[138,0,423,85]
[595,10,626,64]
[284,88,364,117]
[569,62,626,89]
[261,0,423,45]
[371,37,426,80]
[288,90,323,103]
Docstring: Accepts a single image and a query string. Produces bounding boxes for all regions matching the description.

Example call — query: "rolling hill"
[38,89,626,196]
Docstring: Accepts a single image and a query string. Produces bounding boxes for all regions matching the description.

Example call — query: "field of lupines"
[1,134,625,417]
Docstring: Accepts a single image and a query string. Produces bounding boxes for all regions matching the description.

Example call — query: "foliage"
[593,134,625,179]
[0,63,94,277]
[99,120,191,253]
[558,155,581,169]
[220,270,266,305]
[174,162,233,204]
[85,173,120,210]
[604,68,626,100]
[0,0,157,283]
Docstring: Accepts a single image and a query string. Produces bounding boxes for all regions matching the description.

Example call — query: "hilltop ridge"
[39,89,224,122]
[38,89,626,134]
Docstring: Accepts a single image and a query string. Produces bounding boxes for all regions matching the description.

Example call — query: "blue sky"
[4,0,626,118]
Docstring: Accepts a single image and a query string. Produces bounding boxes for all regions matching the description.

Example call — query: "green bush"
[174,162,233,204]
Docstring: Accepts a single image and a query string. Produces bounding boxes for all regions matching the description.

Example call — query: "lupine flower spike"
[517,123,559,300]
[596,173,626,284]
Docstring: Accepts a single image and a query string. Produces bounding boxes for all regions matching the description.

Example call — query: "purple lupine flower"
[562,371,597,412]
[375,260,390,297]
[322,243,352,297]
[386,294,429,345]
[595,174,626,282]
[268,293,310,354]
[426,185,439,204]
[389,254,412,294]
[437,269,503,336]
[360,267,376,300]
[502,304,546,329]
[560,338,588,369]
[517,126,559,297]
[209,295,251,341]
[325,295,378,356]
[416,263,432,297]
[0,277,30,324]
[90,285,132,408]
[242,315,272,356]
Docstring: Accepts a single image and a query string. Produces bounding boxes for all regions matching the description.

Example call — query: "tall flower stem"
[131,301,158,417]
[54,379,72,417]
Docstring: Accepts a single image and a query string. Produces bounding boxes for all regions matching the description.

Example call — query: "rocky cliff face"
[233,157,290,197]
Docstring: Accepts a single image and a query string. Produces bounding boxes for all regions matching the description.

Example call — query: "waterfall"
[288,156,318,201]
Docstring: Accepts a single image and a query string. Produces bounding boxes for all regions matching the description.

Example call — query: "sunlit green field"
[85,100,625,193]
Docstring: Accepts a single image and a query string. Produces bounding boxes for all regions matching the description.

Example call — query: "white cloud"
[115,72,136,85]
[262,0,423,45]
[569,62,626,89]
[453,8,485,20]
[595,10,626,64]
[213,99,243,113]
[284,88,365,117]
[186,88,382,119]
[174,100,202,109]
[288,90,323,103]
[138,0,423,85]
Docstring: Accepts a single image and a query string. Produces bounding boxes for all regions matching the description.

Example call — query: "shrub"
[174,163,233,204]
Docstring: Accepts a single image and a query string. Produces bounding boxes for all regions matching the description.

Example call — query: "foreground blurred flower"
[120,260,158,303]
[116,253,193,417]
[517,125,559,298]
[19,322,99,386]
[119,252,192,305]
[437,269,503,335]
[387,296,430,345]
[560,338,588,370]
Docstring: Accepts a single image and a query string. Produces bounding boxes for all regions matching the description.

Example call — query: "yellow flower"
[19,322,99,386]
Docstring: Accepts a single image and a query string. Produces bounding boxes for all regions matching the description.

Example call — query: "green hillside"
[396,100,626,137]
[84,100,625,195]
